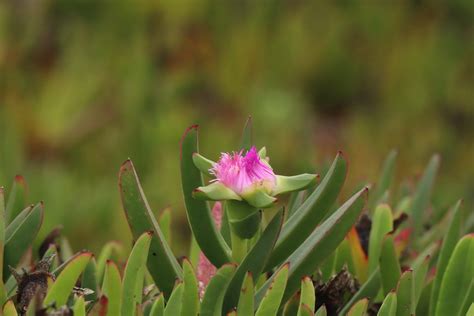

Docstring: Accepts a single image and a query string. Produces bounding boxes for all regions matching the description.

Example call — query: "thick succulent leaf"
[273,174,319,196]
[286,191,306,218]
[368,204,393,274]
[158,208,172,245]
[2,300,18,316]
[410,154,440,237]
[370,150,397,209]
[192,153,215,177]
[347,298,369,316]
[258,187,367,307]
[347,227,368,282]
[416,278,432,316]
[297,304,314,316]
[81,257,98,301]
[73,296,86,316]
[102,260,122,316]
[297,276,315,316]
[240,116,253,150]
[5,175,27,223]
[223,209,283,312]
[467,304,474,316]
[121,232,153,316]
[119,160,182,297]
[429,200,463,315]
[181,259,199,316]
[97,241,123,286]
[315,305,327,316]
[395,270,414,316]
[44,251,92,307]
[194,182,242,201]
[266,152,347,270]
[201,264,237,316]
[236,272,254,316]
[283,292,300,316]
[339,268,381,316]
[435,234,474,316]
[180,125,232,267]
[319,251,336,282]
[164,282,183,316]
[255,263,289,316]
[149,294,164,316]
[380,234,401,295]
[334,238,356,275]
[4,202,43,279]
[378,291,397,316]
[412,255,430,306]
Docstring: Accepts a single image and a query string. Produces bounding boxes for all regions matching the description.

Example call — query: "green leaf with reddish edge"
[297,304,314,316]
[429,199,463,315]
[255,263,289,316]
[223,209,284,312]
[149,294,164,316]
[181,259,199,316]
[201,264,237,316]
[158,208,172,245]
[380,234,401,295]
[338,268,381,316]
[240,116,253,151]
[378,291,397,316]
[192,153,215,177]
[347,226,368,282]
[258,187,367,310]
[416,278,432,316]
[180,125,232,267]
[44,251,92,307]
[119,160,182,297]
[102,260,122,316]
[4,202,43,279]
[97,241,124,286]
[368,204,393,274]
[347,298,369,316]
[6,175,27,223]
[81,257,98,301]
[315,305,327,316]
[164,282,183,316]
[73,296,86,316]
[3,300,18,316]
[396,270,414,316]
[435,234,474,316]
[297,276,315,316]
[283,292,300,316]
[194,182,242,201]
[410,154,440,238]
[369,150,397,210]
[237,272,254,316]
[4,204,33,241]
[121,231,152,316]
[266,152,347,270]
[287,191,306,219]
[273,174,319,196]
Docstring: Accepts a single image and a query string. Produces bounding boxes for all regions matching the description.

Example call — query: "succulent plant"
[0,118,472,316]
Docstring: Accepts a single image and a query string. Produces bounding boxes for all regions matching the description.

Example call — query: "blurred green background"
[0,1,472,256]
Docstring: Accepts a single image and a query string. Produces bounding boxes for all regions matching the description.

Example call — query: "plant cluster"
[0,119,472,316]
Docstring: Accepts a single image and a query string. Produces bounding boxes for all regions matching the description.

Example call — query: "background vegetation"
[0,1,472,254]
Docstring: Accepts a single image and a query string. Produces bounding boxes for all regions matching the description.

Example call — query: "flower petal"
[193,182,242,201]
[272,174,319,195]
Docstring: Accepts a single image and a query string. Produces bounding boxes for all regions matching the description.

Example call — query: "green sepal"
[273,174,319,196]
[242,188,277,209]
[226,200,261,239]
[258,147,267,159]
[192,153,215,177]
[193,182,242,201]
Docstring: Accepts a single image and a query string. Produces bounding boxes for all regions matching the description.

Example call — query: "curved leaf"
[102,260,122,316]
[368,204,393,274]
[396,270,414,316]
[255,263,289,316]
[164,282,183,316]
[339,268,380,315]
[2,300,18,316]
[347,298,368,316]
[267,152,347,270]
[201,264,237,316]
[180,125,232,267]
[44,251,92,307]
[73,296,86,316]
[119,160,182,297]
[181,259,199,316]
[121,232,152,316]
[236,272,254,316]
[297,276,315,316]
[370,150,397,209]
[378,292,397,316]
[149,294,164,316]
[380,234,401,295]
[6,175,28,223]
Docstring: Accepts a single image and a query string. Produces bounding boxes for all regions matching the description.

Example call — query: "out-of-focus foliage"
[0,1,472,253]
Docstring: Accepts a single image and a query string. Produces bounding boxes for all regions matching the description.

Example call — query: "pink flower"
[210,146,276,195]
[197,202,222,298]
